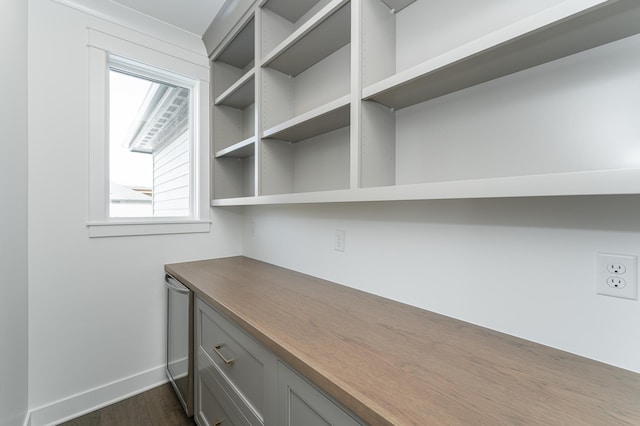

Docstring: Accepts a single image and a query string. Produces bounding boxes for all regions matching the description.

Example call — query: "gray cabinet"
[194,295,363,426]
[195,297,277,425]
[197,361,250,426]
[278,362,361,426]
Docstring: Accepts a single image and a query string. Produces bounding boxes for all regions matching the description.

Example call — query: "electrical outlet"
[334,230,345,252]
[607,263,626,274]
[596,253,637,300]
[606,276,626,289]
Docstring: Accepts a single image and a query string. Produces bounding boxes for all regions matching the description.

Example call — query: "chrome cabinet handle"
[213,344,235,365]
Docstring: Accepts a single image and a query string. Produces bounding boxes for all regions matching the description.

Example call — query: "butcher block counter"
[165,256,640,425]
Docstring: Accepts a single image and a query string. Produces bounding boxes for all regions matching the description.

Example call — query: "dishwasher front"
[165,273,194,417]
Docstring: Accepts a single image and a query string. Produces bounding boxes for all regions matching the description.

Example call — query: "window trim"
[87,28,211,237]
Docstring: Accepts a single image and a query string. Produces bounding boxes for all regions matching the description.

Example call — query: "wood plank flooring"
[58,383,196,426]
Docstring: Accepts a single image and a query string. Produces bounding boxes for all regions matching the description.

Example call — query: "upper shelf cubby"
[212,16,255,100]
[261,0,324,24]
[362,0,640,110]
[380,0,415,12]
[215,15,255,70]
[214,69,254,109]
[261,0,350,76]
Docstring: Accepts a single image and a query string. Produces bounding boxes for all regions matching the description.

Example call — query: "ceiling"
[111,0,226,36]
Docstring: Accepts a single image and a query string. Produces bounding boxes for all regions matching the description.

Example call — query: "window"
[88,29,210,237]
[108,60,193,218]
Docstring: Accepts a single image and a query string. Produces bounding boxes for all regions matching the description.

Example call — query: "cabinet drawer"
[278,362,362,426]
[196,297,277,424]
[197,354,250,426]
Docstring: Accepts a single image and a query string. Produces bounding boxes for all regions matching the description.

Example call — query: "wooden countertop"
[165,256,640,425]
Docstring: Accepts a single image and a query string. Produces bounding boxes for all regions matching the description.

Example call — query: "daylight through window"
[108,63,193,218]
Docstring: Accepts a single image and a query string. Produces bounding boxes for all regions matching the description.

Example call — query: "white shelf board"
[363,0,640,110]
[262,0,320,23]
[214,136,256,158]
[211,168,640,206]
[215,16,255,69]
[262,95,350,142]
[261,0,350,77]
[214,69,255,109]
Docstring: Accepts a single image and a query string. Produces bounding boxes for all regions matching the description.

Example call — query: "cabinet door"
[196,360,250,426]
[196,296,278,425]
[278,362,362,426]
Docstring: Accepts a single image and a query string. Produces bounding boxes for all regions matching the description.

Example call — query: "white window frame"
[87,28,211,237]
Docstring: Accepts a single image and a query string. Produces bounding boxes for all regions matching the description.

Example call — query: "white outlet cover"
[596,253,638,300]
[335,230,345,252]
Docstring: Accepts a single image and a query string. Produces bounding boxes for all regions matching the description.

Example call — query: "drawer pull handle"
[213,344,235,365]
[213,420,223,426]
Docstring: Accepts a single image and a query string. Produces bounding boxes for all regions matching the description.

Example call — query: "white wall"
[22,1,640,424]
[243,196,640,373]
[27,0,243,423]
[0,0,29,425]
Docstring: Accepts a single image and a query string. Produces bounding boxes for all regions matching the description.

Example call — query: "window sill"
[87,220,211,238]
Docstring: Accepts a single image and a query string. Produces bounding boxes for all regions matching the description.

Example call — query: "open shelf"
[206,0,640,206]
[212,16,255,101]
[214,70,255,109]
[211,12,257,202]
[261,126,350,195]
[261,0,350,76]
[261,42,349,130]
[362,0,640,110]
[213,102,255,155]
[214,137,255,158]
[215,16,254,70]
[380,0,415,12]
[262,0,323,23]
[262,95,349,142]
[360,29,640,190]
[213,156,255,200]
[212,168,640,206]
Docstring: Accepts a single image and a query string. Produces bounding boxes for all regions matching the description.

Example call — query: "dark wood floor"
[58,383,196,426]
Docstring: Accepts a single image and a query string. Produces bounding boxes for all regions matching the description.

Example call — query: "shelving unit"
[362,0,640,110]
[212,14,256,200]
[360,0,640,190]
[260,0,350,129]
[259,0,351,196]
[204,0,640,206]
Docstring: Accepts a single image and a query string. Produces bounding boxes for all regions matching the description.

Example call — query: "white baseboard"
[28,364,168,426]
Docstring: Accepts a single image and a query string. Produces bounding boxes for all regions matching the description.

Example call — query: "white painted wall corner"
[28,365,167,426]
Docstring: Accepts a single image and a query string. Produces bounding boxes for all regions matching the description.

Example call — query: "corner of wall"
[28,365,166,426]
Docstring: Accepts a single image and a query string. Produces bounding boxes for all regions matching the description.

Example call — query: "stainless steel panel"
[166,274,194,417]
